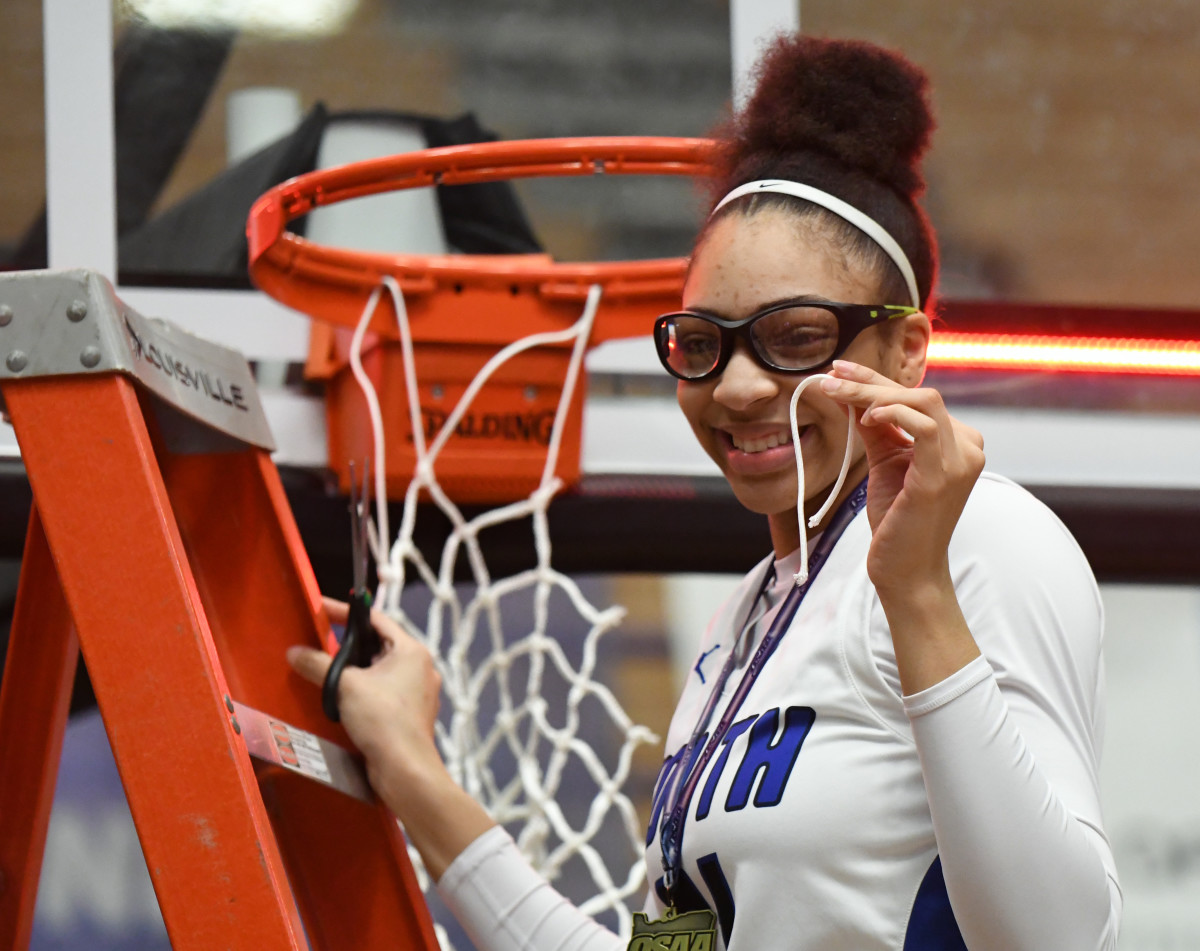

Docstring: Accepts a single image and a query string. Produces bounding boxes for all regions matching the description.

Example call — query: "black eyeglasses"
[653,298,919,382]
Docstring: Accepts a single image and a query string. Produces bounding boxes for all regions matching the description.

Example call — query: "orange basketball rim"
[247,136,715,343]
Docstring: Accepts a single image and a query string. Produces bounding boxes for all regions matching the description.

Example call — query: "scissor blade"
[348,458,370,593]
[358,456,372,586]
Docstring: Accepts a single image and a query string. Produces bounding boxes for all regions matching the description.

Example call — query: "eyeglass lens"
[661,305,840,379]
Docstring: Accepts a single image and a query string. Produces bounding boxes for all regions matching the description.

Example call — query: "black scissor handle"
[321,593,381,722]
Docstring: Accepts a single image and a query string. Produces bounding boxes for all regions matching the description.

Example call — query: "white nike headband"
[712,179,921,309]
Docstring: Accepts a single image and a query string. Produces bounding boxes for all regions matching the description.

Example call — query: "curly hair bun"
[736,35,935,200]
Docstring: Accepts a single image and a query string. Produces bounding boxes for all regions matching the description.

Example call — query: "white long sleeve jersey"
[438,473,1122,950]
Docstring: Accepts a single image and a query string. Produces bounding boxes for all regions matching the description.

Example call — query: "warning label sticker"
[268,719,333,785]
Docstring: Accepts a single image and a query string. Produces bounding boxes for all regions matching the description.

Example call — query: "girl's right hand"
[289,598,496,878]
[287,596,443,778]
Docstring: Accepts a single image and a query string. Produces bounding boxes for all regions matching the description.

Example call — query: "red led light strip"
[927,332,1200,376]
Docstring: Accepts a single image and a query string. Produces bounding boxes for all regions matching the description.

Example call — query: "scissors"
[322,459,383,722]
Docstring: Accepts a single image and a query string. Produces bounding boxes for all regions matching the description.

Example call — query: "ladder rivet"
[5,351,27,373]
[224,695,234,713]
[231,716,241,735]
[80,346,102,369]
[0,305,12,327]
[67,299,88,322]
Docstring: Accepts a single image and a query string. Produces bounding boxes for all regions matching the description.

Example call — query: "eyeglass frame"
[652,297,921,382]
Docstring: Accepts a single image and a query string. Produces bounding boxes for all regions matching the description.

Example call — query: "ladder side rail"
[160,443,439,950]
[0,508,80,950]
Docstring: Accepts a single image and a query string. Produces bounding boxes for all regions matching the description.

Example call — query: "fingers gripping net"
[348,278,658,941]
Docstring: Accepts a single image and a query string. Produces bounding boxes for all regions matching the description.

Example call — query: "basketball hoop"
[248,136,714,503]
[246,137,716,944]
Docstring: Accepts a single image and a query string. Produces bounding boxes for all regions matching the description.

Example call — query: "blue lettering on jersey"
[725,706,816,811]
[648,705,818,845]
[646,733,710,846]
[694,717,755,820]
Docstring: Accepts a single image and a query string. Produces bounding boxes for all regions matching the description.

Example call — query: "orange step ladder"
[0,268,439,950]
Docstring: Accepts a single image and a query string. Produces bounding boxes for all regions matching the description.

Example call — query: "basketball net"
[347,277,656,945]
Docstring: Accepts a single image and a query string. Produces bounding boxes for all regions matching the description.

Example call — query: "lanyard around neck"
[659,479,869,906]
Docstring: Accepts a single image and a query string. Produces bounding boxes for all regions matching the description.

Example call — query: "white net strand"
[788,372,857,585]
[346,281,394,575]
[345,279,658,942]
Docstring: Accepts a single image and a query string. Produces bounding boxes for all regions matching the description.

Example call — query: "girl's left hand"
[819,360,985,597]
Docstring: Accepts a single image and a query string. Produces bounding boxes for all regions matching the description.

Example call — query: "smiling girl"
[288,34,1122,951]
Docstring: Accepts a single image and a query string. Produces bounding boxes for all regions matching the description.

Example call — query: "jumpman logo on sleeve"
[694,645,722,684]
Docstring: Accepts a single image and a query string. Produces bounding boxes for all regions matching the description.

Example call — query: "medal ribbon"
[659,480,869,905]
